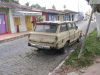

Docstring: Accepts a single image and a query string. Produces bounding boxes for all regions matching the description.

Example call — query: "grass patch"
[64,30,100,68]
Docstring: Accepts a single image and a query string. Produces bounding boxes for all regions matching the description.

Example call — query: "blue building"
[45,9,58,21]
[48,13,57,21]
[41,9,78,21]
[64,10,78,21]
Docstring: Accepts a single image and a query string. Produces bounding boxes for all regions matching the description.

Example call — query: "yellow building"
[14,17,20,32]
[13,11,42,32]
[25,16,32,31]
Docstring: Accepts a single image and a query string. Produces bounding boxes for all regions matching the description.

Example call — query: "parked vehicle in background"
[28,21,82,53]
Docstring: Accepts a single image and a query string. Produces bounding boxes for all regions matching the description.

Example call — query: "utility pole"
[78,5,95,58]
[78,0,79,21]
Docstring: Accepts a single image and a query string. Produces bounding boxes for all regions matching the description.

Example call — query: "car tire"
[59,42,69,53]
[43,49,57,55]
[77,38,80,43]
[77,34,82,43]
[28,42,31,46]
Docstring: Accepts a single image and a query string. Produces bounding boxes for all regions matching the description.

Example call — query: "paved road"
[0,37,71,75]
[0,21,96,75]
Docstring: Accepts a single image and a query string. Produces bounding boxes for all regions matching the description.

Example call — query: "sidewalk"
[0,32,30,43]
[80,57,100,75]
[49,57,100,75]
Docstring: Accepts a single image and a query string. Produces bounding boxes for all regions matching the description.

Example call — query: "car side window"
[60,24,68,32]
[68,23,74,30]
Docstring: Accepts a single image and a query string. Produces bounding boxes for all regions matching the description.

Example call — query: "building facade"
[42,12,48,21]
[0,7,10,35]
[42,9,78,21]
[0,2,78,35]
[0,2,42,34]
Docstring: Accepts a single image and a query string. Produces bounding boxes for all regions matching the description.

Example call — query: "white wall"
[74,14,79,21]
[95,12,100,37]
[9,9,16,33]
[43,15,46,21]
[19,16,27,32]
[59,15,63,21]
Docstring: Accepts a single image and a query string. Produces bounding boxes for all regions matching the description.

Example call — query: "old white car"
[28,21,82,53]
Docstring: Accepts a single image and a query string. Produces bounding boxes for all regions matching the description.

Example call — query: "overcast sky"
[19,0,91,13]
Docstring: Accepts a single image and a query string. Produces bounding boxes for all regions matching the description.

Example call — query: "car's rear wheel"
[77,38,80,43]
[59,42,69,53]
[43,49,57,55]
[77,33,82,43]
[28,42,31,46]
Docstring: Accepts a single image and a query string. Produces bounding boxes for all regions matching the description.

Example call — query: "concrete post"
[78,8,94,58]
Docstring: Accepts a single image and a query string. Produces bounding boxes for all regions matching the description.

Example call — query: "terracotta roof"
[0,2,78,14]
[0,2,32,11]
[0,2,8,8]
[32,8,42,12]
[64,9,78,14]
[41,9,65,14]
[41,9,77,14]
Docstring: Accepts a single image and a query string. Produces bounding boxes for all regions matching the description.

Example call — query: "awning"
[13,11,42,16]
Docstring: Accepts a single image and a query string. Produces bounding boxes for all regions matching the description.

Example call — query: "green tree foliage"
[25,2,29,6]
[31,4,41,9]
[37,16,43,22]
[31,3,46,9]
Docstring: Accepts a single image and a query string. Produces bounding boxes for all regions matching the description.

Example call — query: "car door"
[67,23,75,42]
[57,24,69,48]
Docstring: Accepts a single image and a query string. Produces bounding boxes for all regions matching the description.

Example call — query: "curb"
[0,34,29,44]
[48,50,74,75]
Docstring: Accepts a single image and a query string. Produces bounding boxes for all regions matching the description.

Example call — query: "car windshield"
[34,24,57,33]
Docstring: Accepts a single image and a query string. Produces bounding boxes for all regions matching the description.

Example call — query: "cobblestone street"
[0,37,69,75]
[0,21,96,75]
[0,0,98,74]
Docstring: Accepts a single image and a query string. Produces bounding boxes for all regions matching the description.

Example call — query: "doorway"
[0,14,6,34]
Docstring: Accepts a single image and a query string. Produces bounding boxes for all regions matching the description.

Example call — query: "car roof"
[36,21,76,25]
